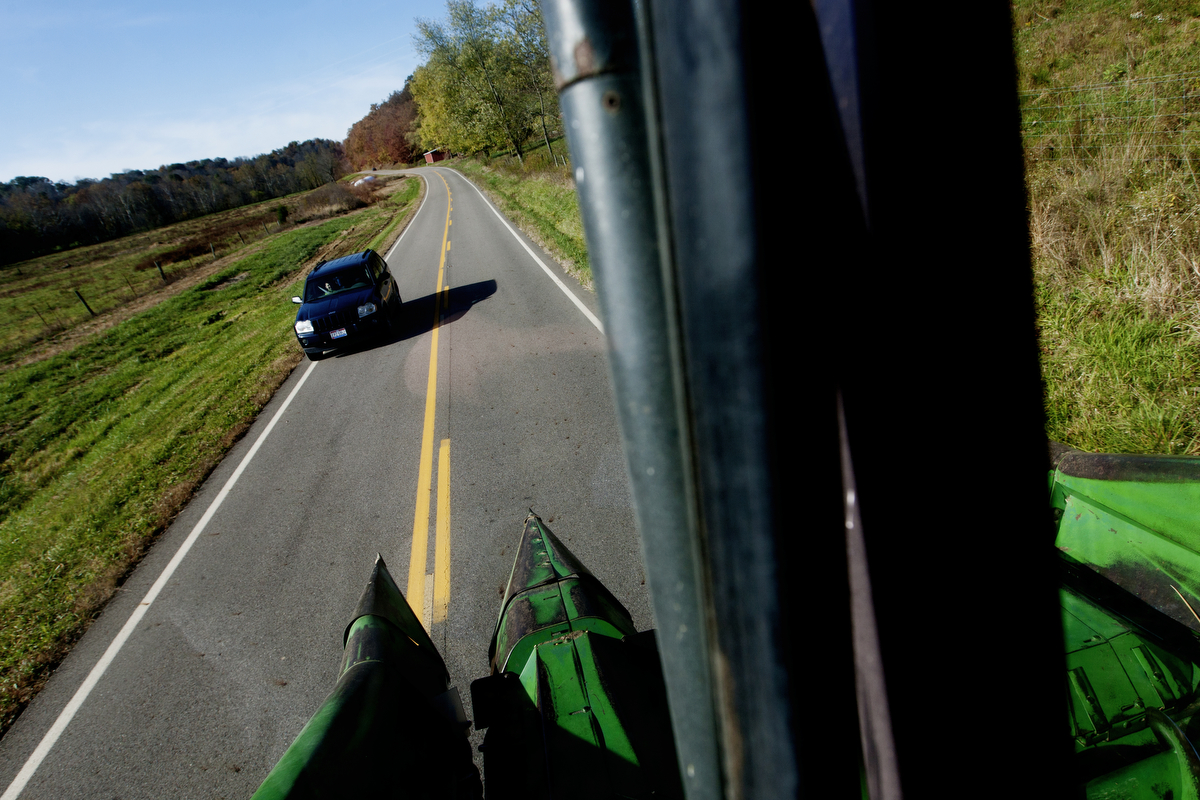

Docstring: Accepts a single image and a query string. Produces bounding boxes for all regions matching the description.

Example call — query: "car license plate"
[331,328,347,339]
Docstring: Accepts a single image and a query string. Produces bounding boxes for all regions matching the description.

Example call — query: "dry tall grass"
[1025,78,1200,317]
[297,182,374,221]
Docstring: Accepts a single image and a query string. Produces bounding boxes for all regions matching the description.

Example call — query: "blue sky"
[0,0,445,183]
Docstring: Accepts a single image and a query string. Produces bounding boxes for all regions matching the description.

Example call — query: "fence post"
[74,290,96,317]
[1079,86,1084,157]
[155,261,166,283]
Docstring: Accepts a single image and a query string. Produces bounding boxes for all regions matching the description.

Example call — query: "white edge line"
[441,167,604,334]
[0,360,320,800]
[384,172,431,263]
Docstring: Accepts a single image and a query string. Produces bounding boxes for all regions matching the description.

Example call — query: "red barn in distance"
[423,149,447,164]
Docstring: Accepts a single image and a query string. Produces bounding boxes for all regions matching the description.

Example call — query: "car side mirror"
[291,296,303,304]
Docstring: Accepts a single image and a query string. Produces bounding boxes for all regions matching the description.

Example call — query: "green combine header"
[253,514,680,799]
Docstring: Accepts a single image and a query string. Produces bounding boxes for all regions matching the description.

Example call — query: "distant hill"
[0,139,347,266]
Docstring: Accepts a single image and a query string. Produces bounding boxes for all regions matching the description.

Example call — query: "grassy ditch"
[367,178,423,252]
[444,145,590,287]
[1014,0,1200,453]
[0,177,421,734]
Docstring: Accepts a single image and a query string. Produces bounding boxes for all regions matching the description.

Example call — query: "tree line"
[0,139,346,266]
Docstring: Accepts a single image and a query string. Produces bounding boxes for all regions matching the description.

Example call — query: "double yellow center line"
[407,172,453,630]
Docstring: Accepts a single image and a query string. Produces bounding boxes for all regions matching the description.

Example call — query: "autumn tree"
[345,84,421,169]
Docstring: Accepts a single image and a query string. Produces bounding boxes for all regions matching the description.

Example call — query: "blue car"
[291,249,401,360]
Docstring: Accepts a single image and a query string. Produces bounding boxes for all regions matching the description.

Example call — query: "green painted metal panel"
[1053,454,1200,633]
[573,633,642,770]
[1053,463,1200,546]
[1083,710,1200,800]
[1085,751,1182,800]
[1056,490,1200,633]
[1060,584,1200,751]
[1053,452,1200,797]
[1062,587,1134,651]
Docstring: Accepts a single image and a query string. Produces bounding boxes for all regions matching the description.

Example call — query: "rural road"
[0,167,652,798]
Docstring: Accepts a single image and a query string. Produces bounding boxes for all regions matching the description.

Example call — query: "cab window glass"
[304,267,371,302]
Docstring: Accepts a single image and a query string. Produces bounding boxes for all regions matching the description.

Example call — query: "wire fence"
[1020,71,1200,160]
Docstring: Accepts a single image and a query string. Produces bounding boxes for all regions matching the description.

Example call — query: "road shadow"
[328,279,497,359]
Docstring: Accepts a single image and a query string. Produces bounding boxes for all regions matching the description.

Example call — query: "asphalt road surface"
[0,167,652,799]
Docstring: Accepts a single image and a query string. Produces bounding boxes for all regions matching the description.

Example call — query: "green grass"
[1039,279,1200,452]
[1013,0,1200,454]
[444,148,590,286]
[0,188,431,733]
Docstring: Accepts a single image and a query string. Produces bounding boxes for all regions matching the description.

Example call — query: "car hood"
[296,286,376,320]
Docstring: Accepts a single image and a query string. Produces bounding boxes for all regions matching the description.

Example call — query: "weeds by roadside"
[446,145,590,287]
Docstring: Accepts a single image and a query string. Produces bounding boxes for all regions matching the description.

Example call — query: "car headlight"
[357,302,377,318]
[295,319,314,335]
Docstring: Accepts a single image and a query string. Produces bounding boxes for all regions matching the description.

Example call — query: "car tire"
[306,350,324,361]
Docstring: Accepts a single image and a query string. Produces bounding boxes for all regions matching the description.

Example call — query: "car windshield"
[304,267,372,302]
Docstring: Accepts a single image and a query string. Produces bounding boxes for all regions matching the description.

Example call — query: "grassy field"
[442,141,591,287]
[0,175,421,734]
[0,197,307,368]
[1014,0,1200,453]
